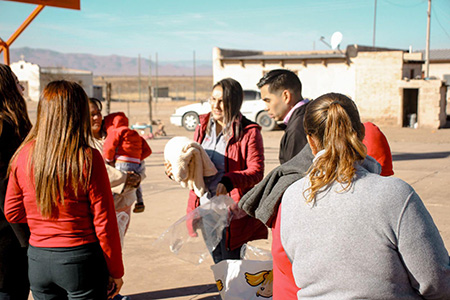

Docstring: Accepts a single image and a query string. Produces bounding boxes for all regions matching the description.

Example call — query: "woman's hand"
[164,161,174,180]
[107,277,123,299]
[125,171,141,188]
[216,183,228,196]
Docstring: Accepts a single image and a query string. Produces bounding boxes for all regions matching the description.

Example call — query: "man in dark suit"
[257,69,310,164]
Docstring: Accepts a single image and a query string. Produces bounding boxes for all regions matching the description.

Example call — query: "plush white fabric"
[164,136,218,197]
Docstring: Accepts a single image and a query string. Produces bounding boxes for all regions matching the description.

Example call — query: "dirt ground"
[26,100,450,299]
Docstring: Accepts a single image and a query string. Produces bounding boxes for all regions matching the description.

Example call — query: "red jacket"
[363,122,394,176]
[103,112,152,163]
[5,143,124,279]
[187,113,268,250]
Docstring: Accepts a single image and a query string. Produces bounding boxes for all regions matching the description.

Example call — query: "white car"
[170,90,276,131]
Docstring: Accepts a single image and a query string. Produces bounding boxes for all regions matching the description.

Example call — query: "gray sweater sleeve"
[397,191,450,298]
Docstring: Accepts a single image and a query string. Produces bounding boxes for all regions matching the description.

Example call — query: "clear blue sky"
[1,0,449,61]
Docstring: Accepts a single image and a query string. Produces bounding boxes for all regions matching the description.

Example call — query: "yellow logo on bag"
[244,269,273,298]
[216,279,224,291]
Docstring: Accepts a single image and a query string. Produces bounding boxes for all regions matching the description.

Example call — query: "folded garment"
[164,136,217,197]
[239,144,314,227]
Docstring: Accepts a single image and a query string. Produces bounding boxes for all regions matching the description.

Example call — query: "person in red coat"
[5,81,124,299]
[168,78,268,263]
[103,112,152,213]
[362,122,394,176]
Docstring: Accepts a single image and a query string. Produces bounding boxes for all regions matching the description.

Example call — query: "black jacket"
[279,102,309,164]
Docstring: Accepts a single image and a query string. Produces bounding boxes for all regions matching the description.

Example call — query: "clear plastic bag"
[241,244,272,261]
[116,211,129,247]
[153,195,235,265]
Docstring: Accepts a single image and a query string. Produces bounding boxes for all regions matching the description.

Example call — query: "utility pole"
[148,55,152,124]
[155,52,159,103]
[106,82,112,115]
[425,0,431,79]
[193,50,196,101]
[138,54,141,101]
[373,0,377,48]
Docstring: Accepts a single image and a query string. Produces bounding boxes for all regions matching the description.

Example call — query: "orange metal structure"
[0,0,80,65]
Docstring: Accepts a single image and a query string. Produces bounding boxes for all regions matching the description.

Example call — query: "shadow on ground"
[392,151,450,161]
[128,283,219,300]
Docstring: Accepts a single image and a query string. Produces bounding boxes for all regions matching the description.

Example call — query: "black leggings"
[28,242,109,300]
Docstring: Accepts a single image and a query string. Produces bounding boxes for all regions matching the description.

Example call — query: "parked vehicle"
[170,90,276,131]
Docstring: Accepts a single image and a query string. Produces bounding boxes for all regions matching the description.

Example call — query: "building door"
[402,88,418,128]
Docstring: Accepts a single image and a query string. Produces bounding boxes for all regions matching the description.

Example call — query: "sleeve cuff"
[219,176,233,193]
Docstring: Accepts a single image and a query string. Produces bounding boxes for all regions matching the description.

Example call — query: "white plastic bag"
[116,211,129,247]
[153,195,235,265]
[211,259,273,300]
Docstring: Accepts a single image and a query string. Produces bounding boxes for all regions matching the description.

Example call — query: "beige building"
[421,49,450,115]
[213,45,447,129]
[11,59,94,102]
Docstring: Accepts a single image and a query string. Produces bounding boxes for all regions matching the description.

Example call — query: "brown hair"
[210,78,244,140]
[303,93,366,203]
[0,64,32,139]
[11,81,93,218]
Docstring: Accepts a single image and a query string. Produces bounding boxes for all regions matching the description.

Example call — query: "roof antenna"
[319,36,331,49]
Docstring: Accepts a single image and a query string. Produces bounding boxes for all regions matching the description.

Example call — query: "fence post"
[148,85,153,124]
[106,82,112,115]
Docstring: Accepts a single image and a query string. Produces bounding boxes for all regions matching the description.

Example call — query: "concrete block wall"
[353,51,404,125]
[399,79,447,128]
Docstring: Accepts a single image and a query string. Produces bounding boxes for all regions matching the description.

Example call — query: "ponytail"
[304,93,366,203]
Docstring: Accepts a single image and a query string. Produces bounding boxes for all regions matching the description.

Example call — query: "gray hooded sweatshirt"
[281,155,450,299]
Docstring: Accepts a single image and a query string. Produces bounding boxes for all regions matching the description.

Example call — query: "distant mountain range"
[10,47,212,76]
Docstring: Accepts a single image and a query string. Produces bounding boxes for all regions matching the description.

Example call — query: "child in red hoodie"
[103,112,152,213]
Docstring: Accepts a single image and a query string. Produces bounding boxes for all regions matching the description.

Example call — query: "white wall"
[213,48,356,99]
[11,60,41,101]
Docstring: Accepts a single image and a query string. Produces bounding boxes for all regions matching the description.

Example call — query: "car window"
[243,90,261,101]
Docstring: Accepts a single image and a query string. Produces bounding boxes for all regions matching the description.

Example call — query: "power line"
[382,0,425,8]
[432,6,450,41]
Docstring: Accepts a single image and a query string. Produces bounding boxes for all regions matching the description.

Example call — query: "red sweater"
[363,122,394,176]
[103,112,152,163]
[5,143,124,279]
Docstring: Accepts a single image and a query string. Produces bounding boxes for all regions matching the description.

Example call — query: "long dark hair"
[11,81,93,218]
[0,64,32,139]
[211,78,244,140]
[303,93,366,203]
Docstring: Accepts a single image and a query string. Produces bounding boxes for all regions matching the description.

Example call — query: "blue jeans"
[115,162,144,204]
[28,243,109,300]
[211,228,243,264]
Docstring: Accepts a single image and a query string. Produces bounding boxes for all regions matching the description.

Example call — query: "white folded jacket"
[164,136,218,197]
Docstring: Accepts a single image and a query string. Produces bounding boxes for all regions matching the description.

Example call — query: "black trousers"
[0,226,29,300]
[28,242,109,300]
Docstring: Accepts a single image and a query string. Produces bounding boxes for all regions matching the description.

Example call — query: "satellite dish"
[331,32,343,50]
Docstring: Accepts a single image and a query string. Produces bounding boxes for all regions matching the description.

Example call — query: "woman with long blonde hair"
[279,93,450,299]
[0,63,32,299]
[5,81,124,299]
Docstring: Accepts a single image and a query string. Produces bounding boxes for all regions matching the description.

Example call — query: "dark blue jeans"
[212,228,243,264]
[28,242,109,300]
